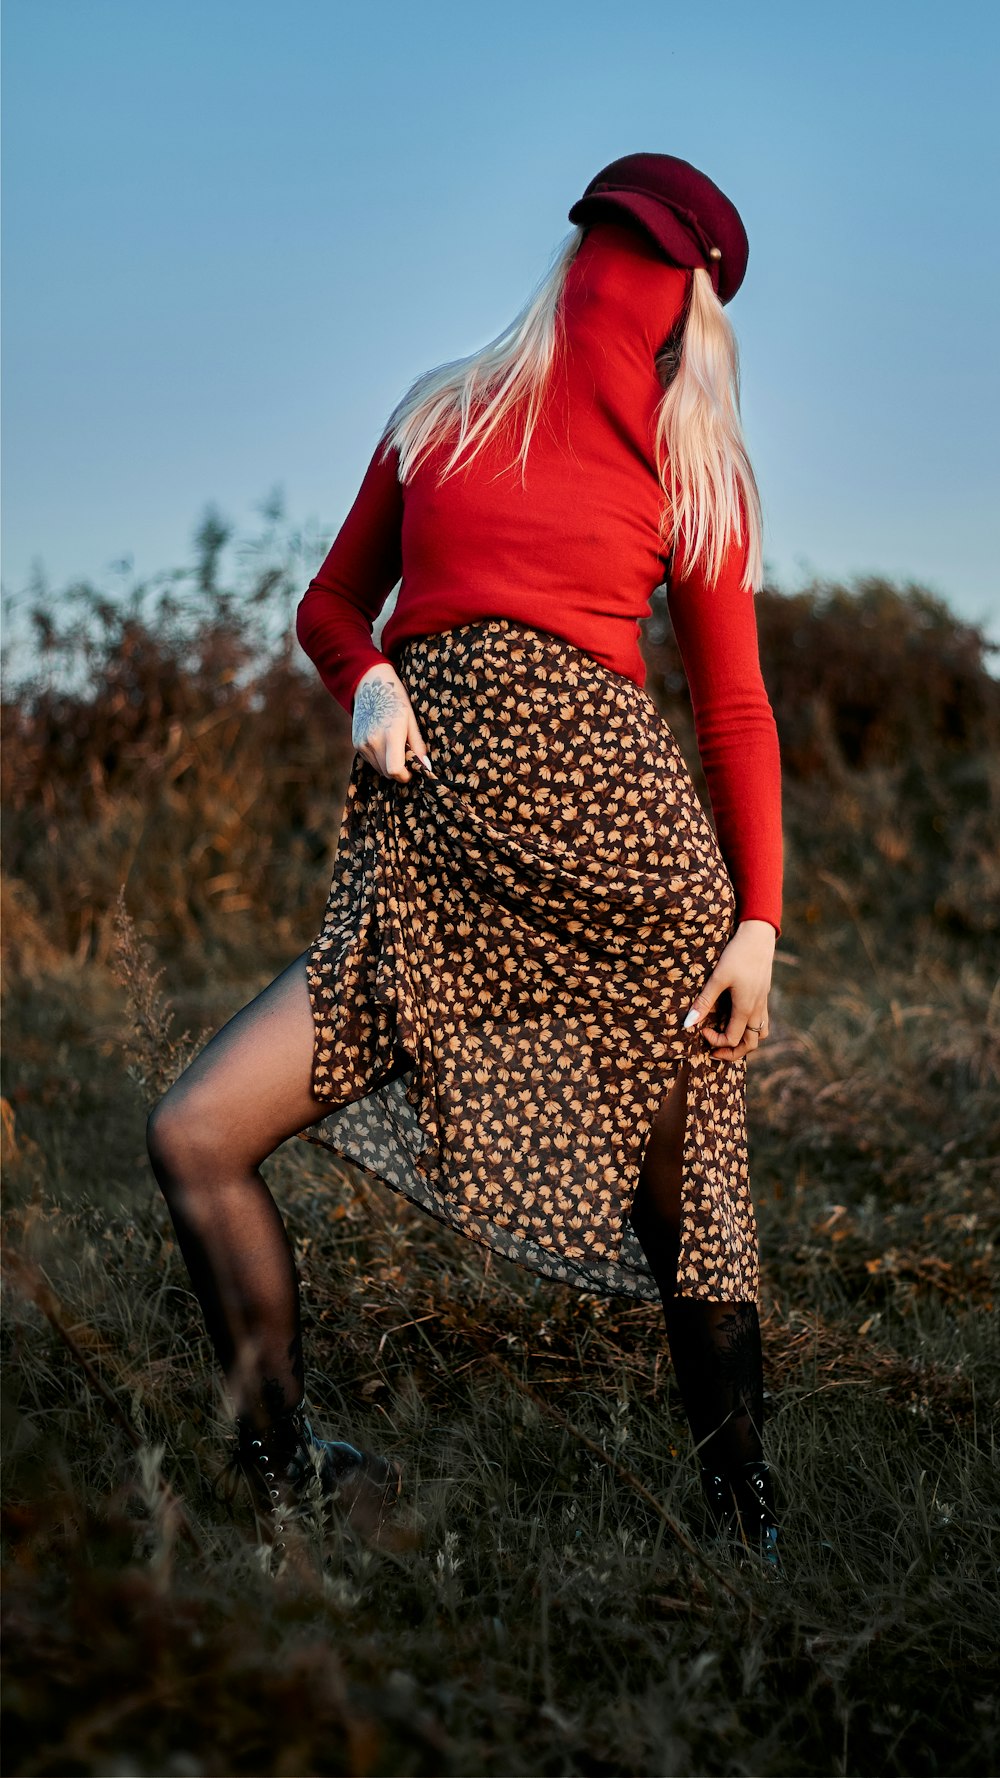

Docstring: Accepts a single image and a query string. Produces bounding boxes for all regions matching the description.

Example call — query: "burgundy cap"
[568,151,749,305]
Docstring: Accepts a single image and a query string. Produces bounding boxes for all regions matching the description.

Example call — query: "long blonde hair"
[382,224,764,594]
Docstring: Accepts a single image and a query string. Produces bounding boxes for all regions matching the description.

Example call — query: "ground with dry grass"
[2,549,998,1775]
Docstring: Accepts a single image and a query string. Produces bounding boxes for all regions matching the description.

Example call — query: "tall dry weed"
[3,543,999,1777]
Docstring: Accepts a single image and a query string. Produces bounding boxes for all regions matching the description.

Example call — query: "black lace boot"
[225,1399,403,1553]
[700,1457,782,1571]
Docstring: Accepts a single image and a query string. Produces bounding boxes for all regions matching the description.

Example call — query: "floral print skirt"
[298,616,757,1305]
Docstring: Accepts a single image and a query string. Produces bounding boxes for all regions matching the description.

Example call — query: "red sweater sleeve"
[666,529,783,938]
[295,436,403,712]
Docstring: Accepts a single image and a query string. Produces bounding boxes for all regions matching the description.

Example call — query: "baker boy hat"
[568,151,750,305]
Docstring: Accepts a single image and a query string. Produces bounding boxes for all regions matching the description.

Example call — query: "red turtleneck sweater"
[295,221,783,936]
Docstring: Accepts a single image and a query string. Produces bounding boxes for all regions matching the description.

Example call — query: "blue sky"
[3,0,999,658]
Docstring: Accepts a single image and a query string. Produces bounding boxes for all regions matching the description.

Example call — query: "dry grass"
[2,556,999,1774]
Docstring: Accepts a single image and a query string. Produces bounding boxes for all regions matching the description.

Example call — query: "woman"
[146,152,783,1568]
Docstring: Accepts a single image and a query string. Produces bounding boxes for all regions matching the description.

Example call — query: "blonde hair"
[382,224,764,594]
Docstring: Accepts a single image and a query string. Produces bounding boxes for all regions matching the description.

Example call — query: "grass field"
[2,559,998,1775]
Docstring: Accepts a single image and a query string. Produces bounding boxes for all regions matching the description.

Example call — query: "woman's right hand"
[351,664,435,783]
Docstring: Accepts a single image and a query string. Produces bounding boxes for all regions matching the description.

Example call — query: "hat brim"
[568,189,728,301]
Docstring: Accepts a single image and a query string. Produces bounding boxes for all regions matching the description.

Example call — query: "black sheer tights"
[146,955,764,1477]
[145,953,409,1438]
[628,1059,766,1478]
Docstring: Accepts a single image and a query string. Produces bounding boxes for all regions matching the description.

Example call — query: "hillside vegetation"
[2,523,998,1776]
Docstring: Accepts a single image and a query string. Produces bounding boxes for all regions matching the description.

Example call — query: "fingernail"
[420,754,436,776]
[683,1007,701,1029]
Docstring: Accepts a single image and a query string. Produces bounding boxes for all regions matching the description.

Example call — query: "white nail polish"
[683,1007,701,1029]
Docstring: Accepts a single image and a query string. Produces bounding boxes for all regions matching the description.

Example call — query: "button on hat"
[568,151,749,305]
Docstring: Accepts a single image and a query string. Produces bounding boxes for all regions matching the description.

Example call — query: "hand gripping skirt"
[298,616,758,1305]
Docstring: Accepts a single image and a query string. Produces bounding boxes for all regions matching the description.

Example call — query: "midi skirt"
[298,616,758,1305]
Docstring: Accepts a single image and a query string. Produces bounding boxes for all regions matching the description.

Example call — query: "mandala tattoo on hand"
[353,676,404,750]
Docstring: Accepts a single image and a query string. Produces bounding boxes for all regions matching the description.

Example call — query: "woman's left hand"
[681,920,776,1061]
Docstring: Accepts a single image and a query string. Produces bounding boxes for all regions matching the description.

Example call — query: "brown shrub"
[3,545,998,974]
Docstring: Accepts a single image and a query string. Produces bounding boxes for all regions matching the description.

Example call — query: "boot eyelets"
[699,1458,781,1570]
[233,1398,401,1551]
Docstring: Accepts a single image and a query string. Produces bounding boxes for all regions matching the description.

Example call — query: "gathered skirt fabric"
[299,616,758,1305]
